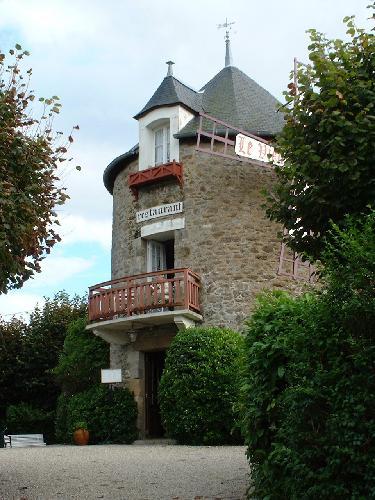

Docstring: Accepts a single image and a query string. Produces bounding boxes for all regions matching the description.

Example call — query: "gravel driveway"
[0,444,248,499]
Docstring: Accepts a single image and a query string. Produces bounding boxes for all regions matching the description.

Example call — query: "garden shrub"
[159,326,244,445]
[55,393,70,443]
[59,385,138,444]
[241,212,375,499]
[53,317,108,394]
[6,402,55,443]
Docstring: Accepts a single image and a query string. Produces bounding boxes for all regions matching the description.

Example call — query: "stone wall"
[109,138,310,437]
[111,140,307,332]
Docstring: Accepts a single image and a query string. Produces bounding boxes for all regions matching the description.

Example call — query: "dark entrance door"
[145,350,166,437]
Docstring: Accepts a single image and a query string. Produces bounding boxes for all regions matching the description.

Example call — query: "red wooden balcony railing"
[128,161,183,200]
[88,268,201,323]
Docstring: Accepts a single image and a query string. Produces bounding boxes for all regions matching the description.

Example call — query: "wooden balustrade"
[88,268,201,323]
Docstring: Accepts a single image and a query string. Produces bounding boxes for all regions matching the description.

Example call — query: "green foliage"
[267,9,375,260]
[16,292,86,412]
[0,45,79,292]
[53,317,108,394]
[322,212,375,317]
[159,326,244,445]
[55,393,70,443]
[0,316,27,421]
[6,403,55,443]
[241,213,375,498]
[56,386,138,444]
[72,421,88,432]
[0,291,86,425]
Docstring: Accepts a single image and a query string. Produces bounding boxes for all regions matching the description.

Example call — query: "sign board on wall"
[101,369,122,384]
[136,202,183,223]
[235,133,284,166]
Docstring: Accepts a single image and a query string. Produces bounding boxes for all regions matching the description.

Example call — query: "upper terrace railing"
[88,268,201,323]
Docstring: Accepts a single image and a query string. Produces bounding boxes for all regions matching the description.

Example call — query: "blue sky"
[0,0,371,320]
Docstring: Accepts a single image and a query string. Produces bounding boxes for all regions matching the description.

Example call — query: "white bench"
[4,434,46,448]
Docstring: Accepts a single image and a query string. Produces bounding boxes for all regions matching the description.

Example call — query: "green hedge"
[55,392,70,443]
[56,385,138,444]
[159,326,244,445]
[53,317,108,394]
[241,212,375,499]
[6,403,55,444]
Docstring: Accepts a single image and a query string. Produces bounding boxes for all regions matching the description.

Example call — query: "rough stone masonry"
[109,139,307,434]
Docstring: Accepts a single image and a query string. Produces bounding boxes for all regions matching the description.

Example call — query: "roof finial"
[218,18,235,67]
[166,60,175,76]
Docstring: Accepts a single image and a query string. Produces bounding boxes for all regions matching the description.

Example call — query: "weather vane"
[217,18,235,36]
[217,18,235,67]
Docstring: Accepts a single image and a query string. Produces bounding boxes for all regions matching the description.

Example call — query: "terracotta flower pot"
[73,428,89,446]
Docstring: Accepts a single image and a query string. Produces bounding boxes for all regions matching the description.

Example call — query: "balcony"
[128,161,183,200]
[87,268,202,344]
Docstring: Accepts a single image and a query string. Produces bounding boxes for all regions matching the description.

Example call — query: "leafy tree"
[0,316,27,427]
[0,291,86,423]
[0,44,79,293]
[20,292,87,410]
[240,212,375,498]
[267,9,375,261]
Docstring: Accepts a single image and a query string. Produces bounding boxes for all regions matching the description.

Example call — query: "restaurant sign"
[235,133,284,166]
[136,202,183,223]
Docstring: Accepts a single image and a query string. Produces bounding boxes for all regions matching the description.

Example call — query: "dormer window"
[154,125,170,165]
[137,106,194,171]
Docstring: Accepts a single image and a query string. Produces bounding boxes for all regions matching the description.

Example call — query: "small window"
[154,125,170,165]
[147,239,174,273]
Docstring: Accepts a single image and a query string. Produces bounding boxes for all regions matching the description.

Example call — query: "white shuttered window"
[147,240,166,272]
[154,125,170,165]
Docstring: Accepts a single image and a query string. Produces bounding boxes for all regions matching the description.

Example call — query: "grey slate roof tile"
[176,66,284,138]
[134,76,201,119]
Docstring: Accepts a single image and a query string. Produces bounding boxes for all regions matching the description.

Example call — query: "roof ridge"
[168,75,199,94]
[227,66,242,125]
[134,73,201,119]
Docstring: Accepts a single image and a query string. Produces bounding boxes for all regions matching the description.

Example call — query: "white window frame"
[154,125,170,165]
[147,240,166,273]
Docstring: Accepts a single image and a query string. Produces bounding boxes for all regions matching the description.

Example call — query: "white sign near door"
[101,369,122,384]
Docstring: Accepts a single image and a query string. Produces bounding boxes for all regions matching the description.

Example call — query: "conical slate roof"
[176,65,284,138]
[104,65,284,193]
[134,75,201,119]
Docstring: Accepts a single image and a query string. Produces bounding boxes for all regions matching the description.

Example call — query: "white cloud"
[26,254,95,288]
[58,214,112,250]
[0,0,101,45]
[0,253,95,318]
[0,293,45,321]
[57,140,115,221]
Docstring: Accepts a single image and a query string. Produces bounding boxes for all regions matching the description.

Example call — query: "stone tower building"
[87,48,302,437]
